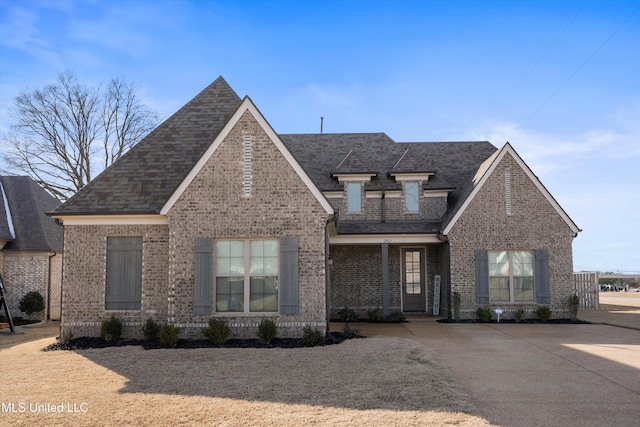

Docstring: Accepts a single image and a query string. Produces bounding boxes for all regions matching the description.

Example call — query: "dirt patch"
[1,328,488,426]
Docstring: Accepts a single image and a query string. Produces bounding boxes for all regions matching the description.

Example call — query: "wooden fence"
[574,271,599,309]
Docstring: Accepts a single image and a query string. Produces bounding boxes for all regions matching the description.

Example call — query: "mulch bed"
[43,333,356,352]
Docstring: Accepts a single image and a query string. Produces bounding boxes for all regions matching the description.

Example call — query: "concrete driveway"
[355,320,640,427]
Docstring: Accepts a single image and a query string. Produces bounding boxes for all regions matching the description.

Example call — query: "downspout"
[381,190,386,223]
[325,215,337,339]
[47,251,57,320]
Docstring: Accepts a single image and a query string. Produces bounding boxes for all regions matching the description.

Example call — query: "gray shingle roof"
[53,76,242,215]
[0,176,63,251]
[51,77,499,236]
[337,221,443,234]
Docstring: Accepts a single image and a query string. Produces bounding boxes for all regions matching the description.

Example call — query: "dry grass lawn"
[1,322,489,426]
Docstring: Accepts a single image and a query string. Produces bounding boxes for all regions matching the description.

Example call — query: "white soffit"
[55,215,168,225]
[160,97,334,215]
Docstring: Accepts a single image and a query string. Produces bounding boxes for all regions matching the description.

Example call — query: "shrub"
[452,292,461,321]
[100,314,122,342]
[476,306,492,322]
[367,308,382,322]
[257,319,277,345]
[536,305,552,322]
[514,307,525,323]
[203,318,231,344]
[301,325,325,347]
[385,310,406,323]
[160,324,180,348]
[568,294,580,321]
[342,323,360,339]
[19,291,45,316]
[338,307,359,322]
[142,318,161,342]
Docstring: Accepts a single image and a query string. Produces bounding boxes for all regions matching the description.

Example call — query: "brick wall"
[1,252,50,321]
[165,111,329,339]
[60,225,169,339]
[447,153,577,319]
[334,192,447,222]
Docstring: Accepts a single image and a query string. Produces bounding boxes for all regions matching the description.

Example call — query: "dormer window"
[405,182,419,212]
[347,182,362,212]
[331,173,377,215]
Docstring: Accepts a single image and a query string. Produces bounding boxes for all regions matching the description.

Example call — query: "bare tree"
[2,70,159,200]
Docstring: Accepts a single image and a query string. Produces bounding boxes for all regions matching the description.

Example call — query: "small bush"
[385,310,406,323]
[142,318,161,342]
[568,294,580,321]
[452,292,461,321]
[203,318,231,344]
[301,325,325,347]
[514,307,525,323]
[338,307,359,322]
[160,323,180,348]
[342,323,360,339]
[257,319,277,345]
[100,314,122,342]
[476,306,492,322]
[19,291,45,316]
[367,308,382,322]
[536,305,552,322]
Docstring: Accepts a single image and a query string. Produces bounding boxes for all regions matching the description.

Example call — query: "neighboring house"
[51,77,580,339]
[0,176,64,321]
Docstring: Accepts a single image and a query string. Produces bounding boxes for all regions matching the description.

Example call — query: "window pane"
[489,251,509,276]
[513,251,533,276]
[489,277,510,302]
[250,240,278,275]
[405,250,421,295]
[405,182,419,212]
[514,277,534,301]
[216,277,244,312]
[217,240,244,275]
[347,183,362,212]
[250,277,278,312]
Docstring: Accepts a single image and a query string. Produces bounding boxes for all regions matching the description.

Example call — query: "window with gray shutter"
[106,236,142,310]
[194,237,213,314]
[475,249,489,304]
[279,235,299,314]
[535,249,550,304]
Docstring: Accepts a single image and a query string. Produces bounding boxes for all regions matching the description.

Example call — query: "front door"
[402,248,426,312]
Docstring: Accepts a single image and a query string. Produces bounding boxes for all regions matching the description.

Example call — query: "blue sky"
[1,0,638,273]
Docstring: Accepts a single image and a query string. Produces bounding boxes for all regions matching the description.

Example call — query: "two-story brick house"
[51,77,580,339]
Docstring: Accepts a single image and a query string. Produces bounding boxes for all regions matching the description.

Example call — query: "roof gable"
[442,143,581,235]
[53,76,242,215]
[0,176,63,251]
[161,97,333,215]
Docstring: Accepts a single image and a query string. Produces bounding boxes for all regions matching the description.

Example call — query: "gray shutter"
[106,236,142,310]
[194,237,213,315]
[475,249,489,304]
[535,249,550,304]
[280,235,299,314]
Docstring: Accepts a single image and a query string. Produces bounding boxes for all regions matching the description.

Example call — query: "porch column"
[381,242,389,318]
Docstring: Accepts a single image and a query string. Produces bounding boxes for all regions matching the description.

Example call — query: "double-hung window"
[488,250,534,302]
[215,239,279,313]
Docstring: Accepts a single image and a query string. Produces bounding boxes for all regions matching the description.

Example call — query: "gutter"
[47,252,57,320]
[437,233,452,321]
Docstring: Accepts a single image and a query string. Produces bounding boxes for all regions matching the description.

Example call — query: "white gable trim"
[442,143,580,235]
[160,97,334,215]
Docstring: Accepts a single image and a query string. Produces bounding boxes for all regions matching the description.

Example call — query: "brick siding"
[447,153,577,319]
